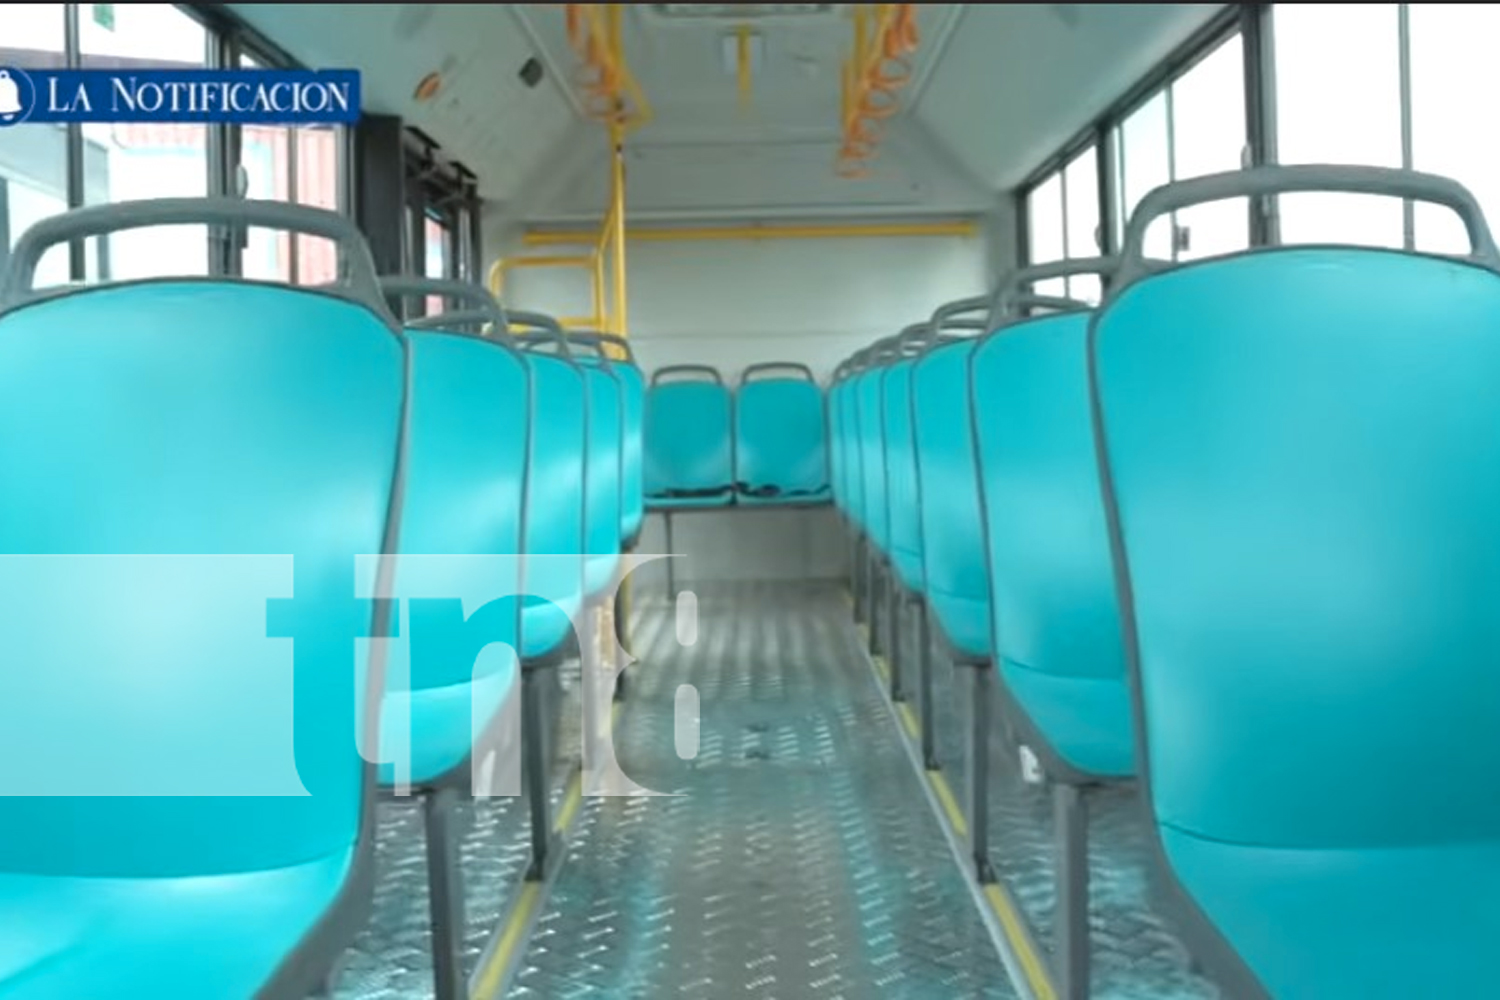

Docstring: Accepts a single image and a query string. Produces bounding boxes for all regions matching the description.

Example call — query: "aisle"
[505,581,1017,999]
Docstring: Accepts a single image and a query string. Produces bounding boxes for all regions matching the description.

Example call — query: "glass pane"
[80,3,210,279]
[1409,4,1500,255]
[425,216,449,316]
[1171,33,1249,261]
[1273,3,1402,247]
[241,125,291,281]
[0,4,71,286]
[1027,172,1065,297]
[1120,89,1172,261]
[1062,146,1099,302]
[239,52,288,281]
[295,127,341,285]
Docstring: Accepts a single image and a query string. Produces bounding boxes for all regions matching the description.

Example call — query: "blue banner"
[0,68,361,127]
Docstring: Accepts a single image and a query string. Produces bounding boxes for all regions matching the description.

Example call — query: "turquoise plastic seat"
[1093,223,1500,993]
[971,309,1132,779]
[377,323,526,787]
[564,332,644,548]
[579,356,623,597]
[613,352,645,546]
[645,365,735,509]
[841,361,869,530]
[828,366,849,514]
[857,358,892,554]
[0,200,404,999]
[511,328,588,652]
[733,362,830,505]
[912,324,995,660]
[881,353,922,591]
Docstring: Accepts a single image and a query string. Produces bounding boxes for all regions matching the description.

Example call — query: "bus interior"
[1,3,1497,999]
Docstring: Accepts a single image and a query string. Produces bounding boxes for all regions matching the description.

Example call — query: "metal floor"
[333,660,585,1000]
[331,579,1221,1000]
[507,581,1018,999]
[922,632,1221,1000]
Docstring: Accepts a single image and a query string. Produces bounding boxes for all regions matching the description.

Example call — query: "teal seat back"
[733,363,829,499]
[971,311,1131,777]
[828,376,845,510]
[842,369,867,527]
[394,328,526,692]
[644,366,734,501]
[569,332,643,544]
[911,340,990,660]
[1095,246,1500,850]
[615,361,645,542]
[857,367,889,550]
[521,351,587,643]
[882,357,922,589]
[579,359,622,590]
[0,281,404,877]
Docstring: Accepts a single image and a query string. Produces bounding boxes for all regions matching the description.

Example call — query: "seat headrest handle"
[1117,164,1500,288]
[741,362,816,384]
[651,364,723,386]
[987,257,1118,327]
[565,330,637,365]
[378,275,517,346]
[507,310,579,365]
[1,197,397,329]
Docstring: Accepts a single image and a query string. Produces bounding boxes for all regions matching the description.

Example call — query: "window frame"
[1015,5,1261,271]
[1,3,483,284]
[1014,3,1489,262]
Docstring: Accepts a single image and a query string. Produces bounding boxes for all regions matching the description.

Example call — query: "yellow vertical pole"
[608,120,627,340]
[736,24,753,111]
[605,3,628,341]
[591,249,606,333]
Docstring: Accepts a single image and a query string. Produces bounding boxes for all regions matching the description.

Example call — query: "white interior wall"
[497,230,994,379]
[484,209,1017,588]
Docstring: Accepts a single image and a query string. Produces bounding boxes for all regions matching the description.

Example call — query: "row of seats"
[831,165,1500,1000]
[0,199,643,999]
[644,361,830,508]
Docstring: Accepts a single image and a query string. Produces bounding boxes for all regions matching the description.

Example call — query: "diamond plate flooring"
[507,581,1019,1000]
[333,652,586,1000]
[899,598,1223,1000]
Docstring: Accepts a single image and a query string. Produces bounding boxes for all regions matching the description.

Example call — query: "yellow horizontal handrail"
[523,220,979,246]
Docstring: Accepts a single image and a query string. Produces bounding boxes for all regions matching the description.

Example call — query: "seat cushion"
[735,486,831,507]
[0,847,354,999]
[1163,828,1500,1000]
[647,494,735,510]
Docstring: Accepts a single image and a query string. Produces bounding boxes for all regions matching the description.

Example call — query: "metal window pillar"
[352,114,408,278]
[1398,3,1415,250]
[64,3,85,281]
[1242,3,1278,247]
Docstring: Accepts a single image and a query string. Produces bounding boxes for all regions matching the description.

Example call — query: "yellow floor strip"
[984,884,1058,1000]
[856,620,1057,1000]
[552,772,584,834]
[474,666,627,996]
[926,769,969,840]
[471,881,543,999]
[896,701,920,740]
